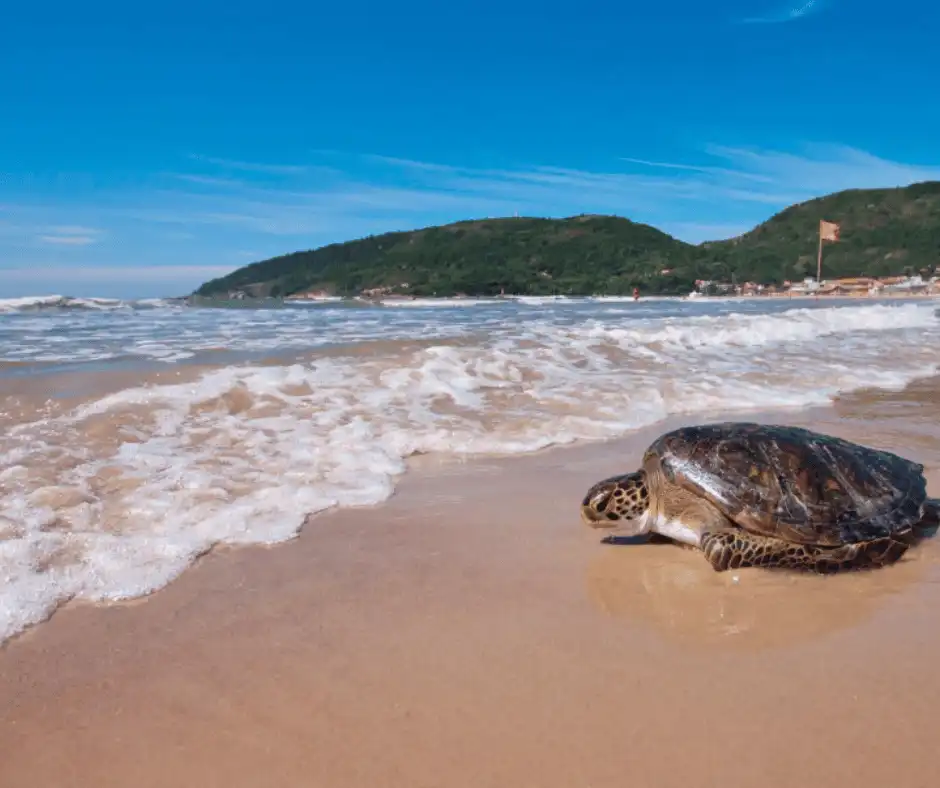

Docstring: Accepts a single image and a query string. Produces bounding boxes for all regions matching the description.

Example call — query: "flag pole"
[816,223,824,285]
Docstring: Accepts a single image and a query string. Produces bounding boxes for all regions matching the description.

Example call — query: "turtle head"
[580,470,651,534]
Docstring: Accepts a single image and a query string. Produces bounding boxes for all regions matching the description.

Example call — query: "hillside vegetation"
[194,181,940,298]
[697,180,940,284]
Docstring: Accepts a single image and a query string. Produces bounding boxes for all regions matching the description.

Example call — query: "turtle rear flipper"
[701,529,910,574]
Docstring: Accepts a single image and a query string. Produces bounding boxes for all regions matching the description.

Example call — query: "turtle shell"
[645,422,927,546]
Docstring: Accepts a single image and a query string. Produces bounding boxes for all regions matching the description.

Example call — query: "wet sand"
[3,384,940,787]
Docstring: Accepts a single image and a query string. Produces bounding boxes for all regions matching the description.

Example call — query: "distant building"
[882,275,927,292]
[787,278,821,295]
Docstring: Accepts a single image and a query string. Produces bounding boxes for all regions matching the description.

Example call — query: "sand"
[3,385,940,788]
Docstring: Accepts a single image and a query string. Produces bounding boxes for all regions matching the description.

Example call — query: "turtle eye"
[585,490,612,512]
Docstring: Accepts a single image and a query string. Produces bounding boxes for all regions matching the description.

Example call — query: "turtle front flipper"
[701,530,910,574]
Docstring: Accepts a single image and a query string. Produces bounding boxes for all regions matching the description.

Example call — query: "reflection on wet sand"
[584,536,940,651]
[580,398,940,653]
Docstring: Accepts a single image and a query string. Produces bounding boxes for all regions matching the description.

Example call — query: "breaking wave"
[0,295,176,313]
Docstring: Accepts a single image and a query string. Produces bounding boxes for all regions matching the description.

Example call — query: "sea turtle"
[580,422,940,573]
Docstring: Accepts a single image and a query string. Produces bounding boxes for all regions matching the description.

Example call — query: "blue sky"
[1,0,938,298]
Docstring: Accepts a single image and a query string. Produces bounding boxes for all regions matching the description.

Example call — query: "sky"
[1,0,938,298]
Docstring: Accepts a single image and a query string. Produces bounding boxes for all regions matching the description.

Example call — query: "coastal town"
[690,272,940,298]
[268,272,940,303]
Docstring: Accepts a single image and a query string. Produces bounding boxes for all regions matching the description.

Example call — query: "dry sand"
[3,384,940,788]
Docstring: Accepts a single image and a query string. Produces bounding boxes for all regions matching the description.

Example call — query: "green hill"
[193,182,940,298]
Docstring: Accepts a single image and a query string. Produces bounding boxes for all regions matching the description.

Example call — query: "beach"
[2,295,940,787]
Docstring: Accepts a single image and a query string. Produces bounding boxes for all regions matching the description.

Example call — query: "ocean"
[1,293,938,643]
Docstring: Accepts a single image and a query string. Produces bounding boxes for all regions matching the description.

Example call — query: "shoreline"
[207,291,940,305]
[3,292,936,310]
[3,381,940,787]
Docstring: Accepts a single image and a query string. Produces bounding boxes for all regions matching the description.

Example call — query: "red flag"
[819,220,840,242]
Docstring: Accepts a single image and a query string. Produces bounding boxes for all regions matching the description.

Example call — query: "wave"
[0,300,937,642]
[509,295,570,305]
[563,302,938,352]
[587,295,683,303]
[0,295,177,313]
[376,297,503,308]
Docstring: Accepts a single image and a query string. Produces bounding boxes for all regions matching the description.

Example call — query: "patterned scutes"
[649,422,927,545]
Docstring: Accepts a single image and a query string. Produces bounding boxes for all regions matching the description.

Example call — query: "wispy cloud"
[618,156,774,183]
[38,234,97,246]
[704,144,940,193]
[344,144,940,220]
[35,225,104,247]
[361,154,463,174]
[101,143,940,247]
[187,154,310,175]
[5,142,939,267]
[0,220,103,246]
[738,0,827,24]
[172,173,248,188]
